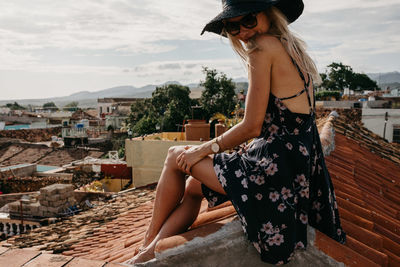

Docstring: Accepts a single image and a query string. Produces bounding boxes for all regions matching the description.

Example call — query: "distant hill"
[367,71,400,85]
[0,78,251,109]
[0,83,174,109]
[3,71,399,109]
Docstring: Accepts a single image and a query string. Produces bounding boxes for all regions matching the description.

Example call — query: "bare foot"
[125,248,155,265]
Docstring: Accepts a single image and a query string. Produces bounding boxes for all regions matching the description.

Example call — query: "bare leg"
[128,152,226,264]
[141,146,187,248]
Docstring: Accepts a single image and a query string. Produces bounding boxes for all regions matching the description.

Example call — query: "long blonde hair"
[226,7,321,84]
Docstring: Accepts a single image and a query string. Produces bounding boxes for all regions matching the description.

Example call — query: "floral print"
[201,67,346,265]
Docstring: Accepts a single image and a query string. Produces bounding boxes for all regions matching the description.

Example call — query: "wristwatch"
[211,138,220,153]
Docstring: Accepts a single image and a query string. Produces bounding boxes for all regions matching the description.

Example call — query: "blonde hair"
[226,7,321,84]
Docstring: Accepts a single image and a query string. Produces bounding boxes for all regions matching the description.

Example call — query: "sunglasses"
[224,13,258,36]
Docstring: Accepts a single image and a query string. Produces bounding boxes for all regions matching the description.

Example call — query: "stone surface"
[138,220,344,267]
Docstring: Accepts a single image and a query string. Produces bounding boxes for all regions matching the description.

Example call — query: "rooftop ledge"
[133,218,344,267]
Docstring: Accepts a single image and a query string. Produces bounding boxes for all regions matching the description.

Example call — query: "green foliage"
[128,99,152,125]
[151,84,192,131]
[131,113,158,135]
[5,102,25,110]
[128,85,193,135]
[200,67,237,120]
[317,62,378,92]
[63,101,79,111]
[64,101,79,107]
[349,73,378,91]
[43,102,58,109]
[315,91,341,100]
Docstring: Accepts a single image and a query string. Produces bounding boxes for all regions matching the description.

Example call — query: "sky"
[0,0,399,100]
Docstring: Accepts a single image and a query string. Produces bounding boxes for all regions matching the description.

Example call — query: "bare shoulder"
[250,35,284,58]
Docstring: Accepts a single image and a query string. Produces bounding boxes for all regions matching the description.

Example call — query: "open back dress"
[201,59,346,265]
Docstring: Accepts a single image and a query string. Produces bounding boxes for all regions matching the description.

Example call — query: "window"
[393,126,400,143]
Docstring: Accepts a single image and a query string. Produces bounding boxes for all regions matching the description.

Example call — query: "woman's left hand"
[176,145,206,175]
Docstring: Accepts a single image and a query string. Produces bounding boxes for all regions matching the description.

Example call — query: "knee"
[165,146,185,166]
[185,177,203,200]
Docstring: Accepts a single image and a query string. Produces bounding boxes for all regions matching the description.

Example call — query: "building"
[97,98,144,118]
[362,109,400,143]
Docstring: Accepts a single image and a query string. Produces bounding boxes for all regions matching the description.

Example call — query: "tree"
[132,113,158,135]
[63,101,79,111]
[326,62,354,91]
[6,102,25,110]
[200,67,237,120]
[64,101,78,107]
[151,84,192,131]
[317,62,379,92]
[127,84,193,135]
[349,73,378,91]
[128,99,152,125]
[43,102,58,109]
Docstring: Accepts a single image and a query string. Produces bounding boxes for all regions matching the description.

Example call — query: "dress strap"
[290,58,314,114]
[278,88,307,101]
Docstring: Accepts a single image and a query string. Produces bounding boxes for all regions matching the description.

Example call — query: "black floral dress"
[201,61,346,265]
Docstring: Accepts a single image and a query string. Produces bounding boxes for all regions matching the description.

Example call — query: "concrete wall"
[105,115,127,130]
[316,101,358,109]
[139,220,344,267]
[125,139,201,188]
[317,100,390,109]
[0,164,36,178]
[98,102,113,117]
[144,132,186,141]
[362,108,400,142]
[363,100,390,108]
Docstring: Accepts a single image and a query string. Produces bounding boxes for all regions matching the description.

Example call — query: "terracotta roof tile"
[316,122,400,266]
[382,248,400,267]
[345,235,388,267]
[63,257,106,267]
[23,253,72,267]
[382,236,400,256]
[341,219,383,251]
[0,249,41,267]
[336,196,373,220]
[338,207,374,231]
[315,230,381,267]
[374,224,400,245]
[189,204,236,229]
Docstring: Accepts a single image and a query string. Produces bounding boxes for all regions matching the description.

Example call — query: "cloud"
[295,1,400,73]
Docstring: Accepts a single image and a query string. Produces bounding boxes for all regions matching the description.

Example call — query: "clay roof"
[85,109,99,119]
[70,110,98,121]
[317,108,400,165]
[2,111,400,266]
[0,143,104,167]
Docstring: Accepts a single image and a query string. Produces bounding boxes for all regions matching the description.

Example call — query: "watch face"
[211,142,219,153]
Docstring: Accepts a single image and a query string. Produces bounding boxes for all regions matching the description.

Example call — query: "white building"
[362,109,400,143]
[97,98,143,118]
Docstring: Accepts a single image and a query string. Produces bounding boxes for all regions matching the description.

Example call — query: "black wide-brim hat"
[201,0,304,36]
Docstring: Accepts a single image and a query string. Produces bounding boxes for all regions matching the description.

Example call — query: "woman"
[129,0,346,264]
